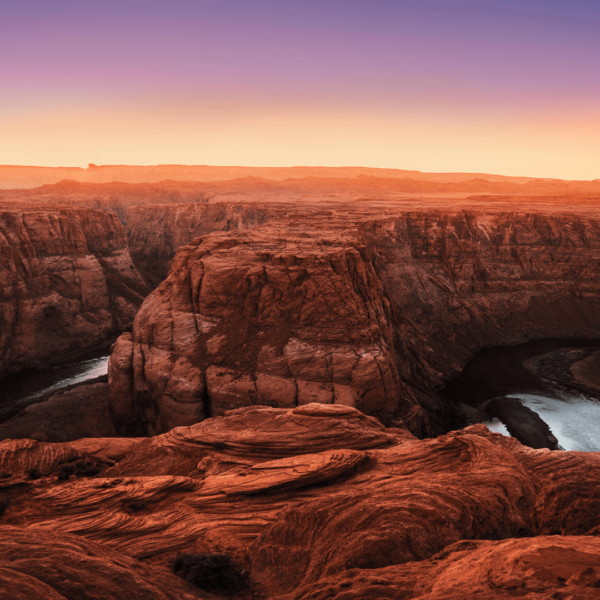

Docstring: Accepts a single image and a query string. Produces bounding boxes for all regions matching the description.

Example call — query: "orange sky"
[3,98,598,180]
[3,1,600,180]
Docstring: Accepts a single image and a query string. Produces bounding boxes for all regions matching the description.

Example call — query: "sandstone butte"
[2,174,600,598]
[1,405,600,598]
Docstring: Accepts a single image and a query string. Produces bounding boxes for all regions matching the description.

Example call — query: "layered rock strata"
[109,210,600,436]
[1,407,600,598]
[0,527,208,600]
[0,207,150,376]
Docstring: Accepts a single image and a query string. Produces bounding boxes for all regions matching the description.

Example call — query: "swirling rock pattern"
[281,537,600,600]
[0,410,599,598]
[0,527,208,600]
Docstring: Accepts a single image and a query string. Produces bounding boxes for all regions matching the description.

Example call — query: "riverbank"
[0,377,117,443]
[0,345,112,422]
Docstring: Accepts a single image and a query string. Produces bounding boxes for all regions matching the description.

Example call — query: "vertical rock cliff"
[0,207,150,376]
[125,202,278,285]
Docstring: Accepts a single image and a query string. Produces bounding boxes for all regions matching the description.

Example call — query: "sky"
[2,0,599,179]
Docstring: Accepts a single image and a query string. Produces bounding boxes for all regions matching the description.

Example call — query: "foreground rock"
[109,211,600,437]
[0,207,150,377]
[0,406,600,598]
[285,537,600,599]
[0,527,209,600]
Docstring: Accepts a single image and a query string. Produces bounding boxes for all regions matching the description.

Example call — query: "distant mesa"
[1,163,599,194]
[0,163,560,190]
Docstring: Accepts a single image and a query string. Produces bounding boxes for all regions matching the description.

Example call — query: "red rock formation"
[109,222,426,436]
[569,349,600,393]
[283,537,600,599]
[0,207,150,376]
[109,210,600,436]
[0,527,208,599]
[1,409,600,598]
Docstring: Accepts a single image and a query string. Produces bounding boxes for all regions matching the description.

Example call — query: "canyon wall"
[0,207,150,377]
[126,202,279,284]
[360,212,600,424]
[109,209,600,436]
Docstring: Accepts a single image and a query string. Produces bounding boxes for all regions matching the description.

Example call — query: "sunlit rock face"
[108,209,600,436]
[109,221,417,436]
[0,207,150,377]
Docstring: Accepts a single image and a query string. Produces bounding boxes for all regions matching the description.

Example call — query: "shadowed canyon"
[2,167,600,598]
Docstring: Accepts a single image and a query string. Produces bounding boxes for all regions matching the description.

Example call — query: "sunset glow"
[3,0,600,179]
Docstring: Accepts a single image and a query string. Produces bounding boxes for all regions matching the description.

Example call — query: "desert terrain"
[1,166,600,598]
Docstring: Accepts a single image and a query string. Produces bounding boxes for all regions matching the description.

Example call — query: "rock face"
[285,537,600,599]
[1,409,600,598]
[109,210,600,436]
[109,223,424,436]
[0,207,150,376]
[0,527,208,600]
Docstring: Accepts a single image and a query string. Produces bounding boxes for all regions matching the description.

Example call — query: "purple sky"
[2,1,599,178]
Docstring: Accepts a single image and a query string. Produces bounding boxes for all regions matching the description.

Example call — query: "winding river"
[0,347,110,422]
[2,338,600,452]
[442,338,600,452]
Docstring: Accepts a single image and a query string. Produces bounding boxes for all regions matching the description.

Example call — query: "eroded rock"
[109,211,600,437]
[0,208,150,377]
[0,412,599,599]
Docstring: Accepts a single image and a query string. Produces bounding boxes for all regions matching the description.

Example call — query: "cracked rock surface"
[0,207,149,377]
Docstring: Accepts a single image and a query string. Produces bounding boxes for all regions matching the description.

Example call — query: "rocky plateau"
[109,206,600,439]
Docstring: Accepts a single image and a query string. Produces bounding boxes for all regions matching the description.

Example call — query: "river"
[2,338,600,450]
[442,338,600,452]
[0,347,110,422]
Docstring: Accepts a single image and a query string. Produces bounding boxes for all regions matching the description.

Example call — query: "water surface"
[442,338,600,452]
[515,392,600,452]
[0,347,110,422]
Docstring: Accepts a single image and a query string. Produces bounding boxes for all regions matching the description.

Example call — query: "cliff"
[126,202,280,284]
[0,207,150,377]
[1,409,600,598]
[108,209,600,437]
